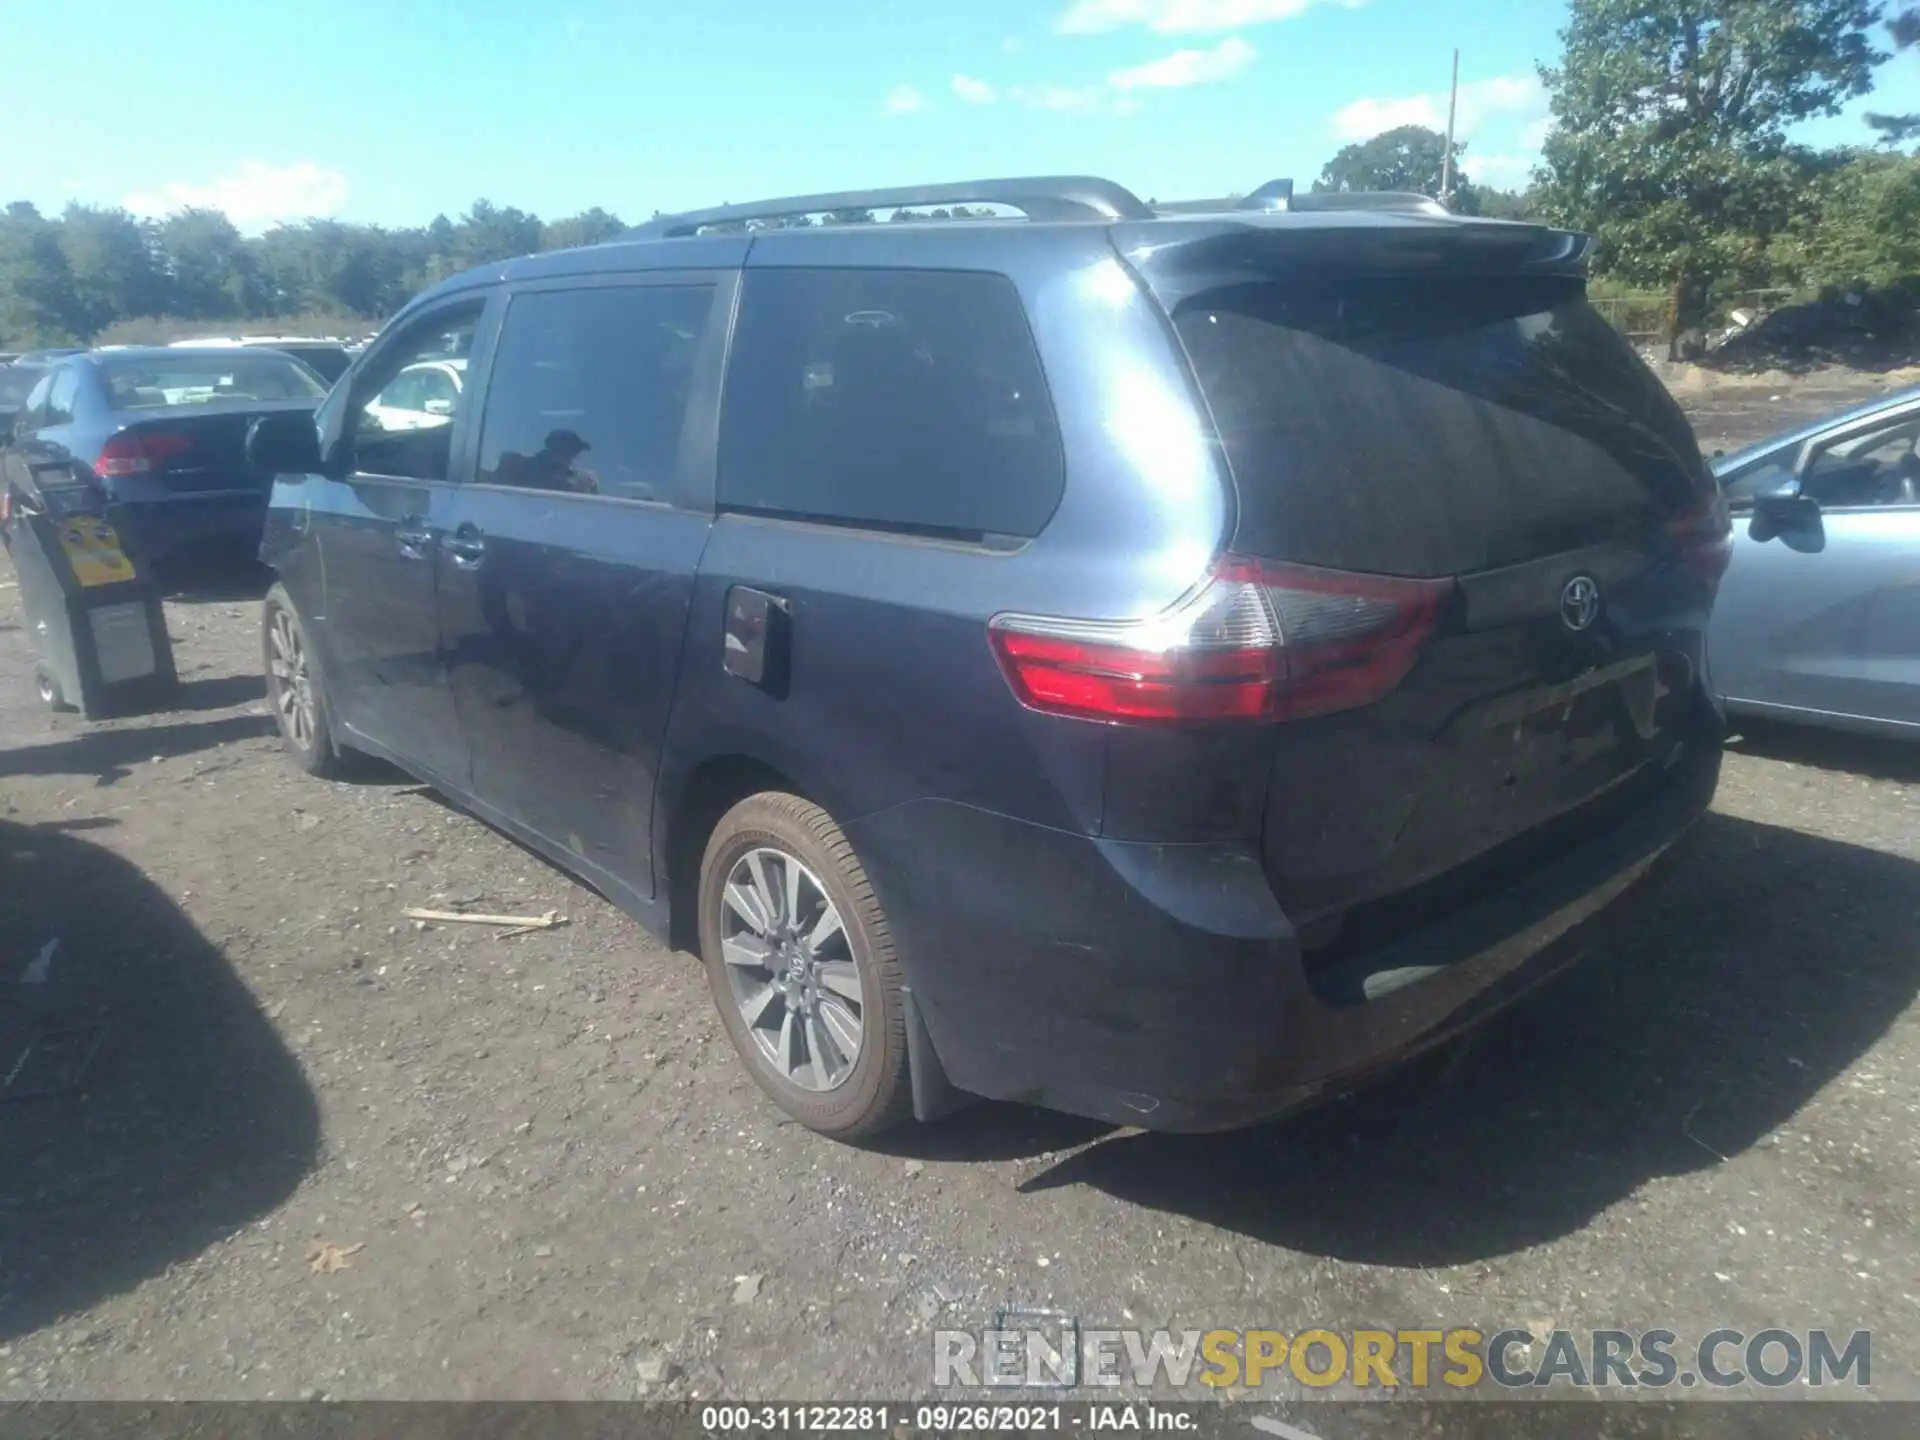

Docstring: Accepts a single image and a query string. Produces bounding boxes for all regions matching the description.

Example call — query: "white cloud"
[1330,73,1547,142]
[883,84,929,115]
[952,73,999,105]
[124,160,348,226]
[1010,82,1106,111]
[1109,35,1255,90]
[1058,0,1320,36]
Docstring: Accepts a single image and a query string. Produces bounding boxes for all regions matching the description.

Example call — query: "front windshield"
[99,355,327,408]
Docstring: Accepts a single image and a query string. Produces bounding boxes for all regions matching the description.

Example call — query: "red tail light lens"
[1669,488,1733,583]
[96,430,193,477]
[989,556,1451,726]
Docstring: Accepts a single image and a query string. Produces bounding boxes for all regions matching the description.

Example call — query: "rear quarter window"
[718,268,1064,540]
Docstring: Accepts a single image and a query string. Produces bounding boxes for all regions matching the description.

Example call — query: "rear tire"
[262,583,349,779]
[697,792,912,1139]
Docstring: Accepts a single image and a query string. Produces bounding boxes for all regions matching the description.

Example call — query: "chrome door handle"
[395,517,433,558]
[443,527,486,570]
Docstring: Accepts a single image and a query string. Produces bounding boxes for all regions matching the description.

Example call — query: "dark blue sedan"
[0,347,327,570]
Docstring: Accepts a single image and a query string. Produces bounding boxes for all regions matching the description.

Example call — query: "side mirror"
[1748,489,1821,545]
[423,397,454,417]
[246,412,324,475]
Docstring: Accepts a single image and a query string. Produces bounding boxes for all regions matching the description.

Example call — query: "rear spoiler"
[1113,214,1594,308]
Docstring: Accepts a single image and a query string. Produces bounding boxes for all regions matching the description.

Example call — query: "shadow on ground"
[1726,716,1920,784]
[1021,812,1918,1265]
[0,817,319,1341]
[0,713,272,784]
[172,673,267,713]
[158,553,273,604]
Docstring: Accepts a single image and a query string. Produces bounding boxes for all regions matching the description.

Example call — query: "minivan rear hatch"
[1118,215,1723,979]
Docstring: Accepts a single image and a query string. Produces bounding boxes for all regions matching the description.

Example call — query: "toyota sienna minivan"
[249,175,1729,1140]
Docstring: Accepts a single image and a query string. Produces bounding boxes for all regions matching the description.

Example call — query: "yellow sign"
[56,517,136,588]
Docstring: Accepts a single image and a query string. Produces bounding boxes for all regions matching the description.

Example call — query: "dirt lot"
[1,371,1917,1416]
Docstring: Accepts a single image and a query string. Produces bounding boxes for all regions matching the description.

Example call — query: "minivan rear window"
[719,268,1064,540]
[1174,276,1703,577]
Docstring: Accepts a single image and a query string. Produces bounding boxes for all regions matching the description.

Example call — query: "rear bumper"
[112,491,267,566]
[845,728,1720,1132]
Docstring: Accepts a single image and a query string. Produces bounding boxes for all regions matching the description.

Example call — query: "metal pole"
[1441,48,1460,202]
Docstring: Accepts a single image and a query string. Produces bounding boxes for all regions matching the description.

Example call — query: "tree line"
[0,198,1014,348]
[4,0,1919,352]
[0,200,627,346]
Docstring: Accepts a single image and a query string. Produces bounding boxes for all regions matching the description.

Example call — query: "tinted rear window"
[719,268,1063,540]
[1175,276,1703,577]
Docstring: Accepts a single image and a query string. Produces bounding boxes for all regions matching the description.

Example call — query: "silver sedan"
[1710,384,1920,739]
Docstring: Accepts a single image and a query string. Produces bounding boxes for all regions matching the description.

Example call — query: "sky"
[1,0,1917,233]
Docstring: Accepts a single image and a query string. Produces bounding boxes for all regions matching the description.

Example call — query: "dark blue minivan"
[250,176,1728,1139]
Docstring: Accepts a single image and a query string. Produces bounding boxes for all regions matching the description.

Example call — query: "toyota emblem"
[1560,574,1602,632]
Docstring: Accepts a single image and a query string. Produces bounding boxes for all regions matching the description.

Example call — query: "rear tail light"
[988,555,1451,726]
[96,430,193,477]
[1669,488,1733,583]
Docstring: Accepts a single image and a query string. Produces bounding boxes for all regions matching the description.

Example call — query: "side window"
[718,268,1064,539]
[350,306,482,481]
[377,368,427,413]
[416,369,458,411]
[1719,455,1795,512]
[476,283,716,503]
[43,370,79,426]
[1802,414,1920,509]
[20,374,53,427]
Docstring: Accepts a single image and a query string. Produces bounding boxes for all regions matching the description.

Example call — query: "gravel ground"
[0,374,1916,1420]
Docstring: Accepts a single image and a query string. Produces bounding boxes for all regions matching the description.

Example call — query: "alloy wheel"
[267,608,317,751]
[718,846,864,1092]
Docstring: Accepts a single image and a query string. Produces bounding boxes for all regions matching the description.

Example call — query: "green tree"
[1535,0,1886,356]
[1470,188,1539,220]
[1778,148,1920,283]
[59,204,169,335]
[454,199,543,267]
[1316,124,1467,197]
[541,207,625,250]
[0,202,79,344]
[158,208,262,318]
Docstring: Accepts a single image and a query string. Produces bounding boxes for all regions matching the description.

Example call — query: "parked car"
[9,347,83,366]
[249,174,1727,1140]
[361,358,464,431]
[0,362,47,435]
[1710,383,1920,739]
[171,336,356,385]
[1,347,327,570]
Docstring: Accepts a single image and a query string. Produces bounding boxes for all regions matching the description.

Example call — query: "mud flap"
[904,986,974,1123]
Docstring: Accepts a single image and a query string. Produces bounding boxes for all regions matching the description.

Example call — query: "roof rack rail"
[624,175,1153,239]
